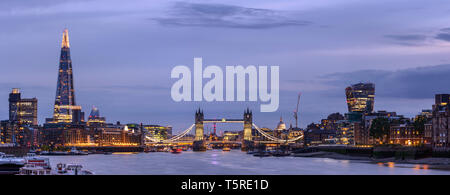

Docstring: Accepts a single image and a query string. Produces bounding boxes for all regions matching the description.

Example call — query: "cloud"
[384,34,428,46]
[433,27,450,42]
[384,27,450,45]
[151,2,311,29]
[440,27,450,32]
[435,33,450,42]
[321,64,450,99]
[384,34,427,41]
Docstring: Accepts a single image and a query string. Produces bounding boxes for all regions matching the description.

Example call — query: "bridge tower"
[194,109,204,141]
[243,108,252,141]
[193,109,206,151]
[242,108,254,151]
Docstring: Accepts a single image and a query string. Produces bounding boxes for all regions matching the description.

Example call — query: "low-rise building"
[389,124,424,146]
[304,129,336,146]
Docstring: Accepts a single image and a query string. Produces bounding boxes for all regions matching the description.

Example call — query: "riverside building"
[432,94,450,148]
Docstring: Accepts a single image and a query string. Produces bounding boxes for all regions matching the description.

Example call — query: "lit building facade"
[93,126,141,147]
[389,124,424,146]
[303,129,336,146]
[432,94,450,147]
[223,131,239,141]
[321,112,344,130]
[358,111,404,145]
[0,120,37,146]
[87,106,106,126]
[345,83,375,113]
[41,123,143,147]
[288,128,304,140]
[424,123,433,145]
[9,88,38,126]
[41,123,86,146]
[335,120,357,145]
[142,125,172,142]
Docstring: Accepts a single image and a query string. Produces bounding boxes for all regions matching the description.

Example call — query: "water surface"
[46,150,450,175]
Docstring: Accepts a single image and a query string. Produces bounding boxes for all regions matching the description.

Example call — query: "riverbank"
[293,151,372,160]
[293,151,450,170]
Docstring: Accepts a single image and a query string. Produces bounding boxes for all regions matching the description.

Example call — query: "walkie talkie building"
[345,83,375,113]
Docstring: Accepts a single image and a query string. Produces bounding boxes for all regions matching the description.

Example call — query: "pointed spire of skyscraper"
[61,29,70,48]
[51,28,79,124]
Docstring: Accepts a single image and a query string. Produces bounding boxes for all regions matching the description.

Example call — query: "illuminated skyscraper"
[87,106,106,126]
[345,83,375,113]
[9,88,38,126]
[52,29,82,123]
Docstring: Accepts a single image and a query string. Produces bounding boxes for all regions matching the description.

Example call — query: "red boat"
[171,148,182,154]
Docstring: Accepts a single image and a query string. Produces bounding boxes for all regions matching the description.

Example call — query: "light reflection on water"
[45,150,450,175]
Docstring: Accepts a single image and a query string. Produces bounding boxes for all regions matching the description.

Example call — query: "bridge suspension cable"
[145,124,195,143]
[252,123,303,143]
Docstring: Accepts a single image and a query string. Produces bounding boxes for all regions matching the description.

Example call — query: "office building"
[51,29,82,123]
[345,83,375,113]
[8,88,38,126]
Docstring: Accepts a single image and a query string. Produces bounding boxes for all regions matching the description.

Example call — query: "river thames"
[46,150,450,175]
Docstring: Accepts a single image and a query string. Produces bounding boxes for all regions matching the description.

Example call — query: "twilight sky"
[1,0,450,133]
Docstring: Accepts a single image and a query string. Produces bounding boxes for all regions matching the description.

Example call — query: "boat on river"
[55,163,94,175]
[68,147,88,155]
[171,148,182,154]
[271,150,291,157]
[0,152,25,175]
[253,151,271,157]
[40,147,88,156]
[17,153,94,175]
[18,154,52,175]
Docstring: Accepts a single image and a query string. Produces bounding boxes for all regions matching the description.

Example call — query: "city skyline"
[1,0,450,132]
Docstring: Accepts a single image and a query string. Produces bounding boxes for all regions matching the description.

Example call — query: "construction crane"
[293,92,301,128]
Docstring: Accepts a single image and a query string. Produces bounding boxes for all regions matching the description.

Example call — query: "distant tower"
[87,106,106,126]
[195,109,204,141]
[243,108,252,141]
[52,29,81,123]
[88,106,100,120]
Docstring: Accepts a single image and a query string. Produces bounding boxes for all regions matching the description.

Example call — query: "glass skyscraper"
[52,29,82,123]
[345,83,375,113]
[9,88,38,126]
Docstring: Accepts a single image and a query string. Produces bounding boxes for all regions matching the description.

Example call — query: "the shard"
[52,29,81,123]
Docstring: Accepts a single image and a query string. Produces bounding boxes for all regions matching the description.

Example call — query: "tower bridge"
[195,108,253,142]
[145,109,304,151]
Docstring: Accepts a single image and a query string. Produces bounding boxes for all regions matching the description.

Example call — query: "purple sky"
[1,0,450,133]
